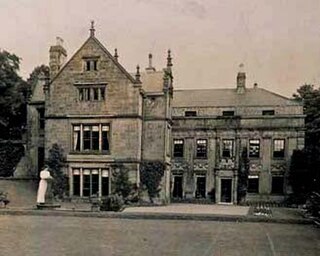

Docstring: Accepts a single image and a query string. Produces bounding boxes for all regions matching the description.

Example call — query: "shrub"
[100,194,124,212]
[0,191,10,207]
[111,164,133,201]
[140,161,165,203]
[237,147,250,203]
[47,143,67,199]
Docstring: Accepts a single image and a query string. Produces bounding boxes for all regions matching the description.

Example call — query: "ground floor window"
[196,176,206,198]
[271,176,284,194]
[220,179,232,203]
[247,176,259,193]
[172,175,183,198]
[72,168,110,197]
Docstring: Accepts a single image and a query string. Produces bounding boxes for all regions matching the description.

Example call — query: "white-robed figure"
[37,166,53,204]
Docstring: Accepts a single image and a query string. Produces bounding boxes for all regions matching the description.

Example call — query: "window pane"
[73,174,80,196]
[196,139,207,158]
[91,173,99,196]
[173,139,184,158]
[102,177,109,196]
[102,130,109,151]
[79,88,84,101]
[93,88,99,100]
[86,61,91,71]
[83,129,91,150]
[222,111,234,116]
[273,139,285,158]
[185,111,197,117]
[93,60,98,70]
[100,88,105,100]
[92,130,99,150]
[83,173,90,197]
[249,139,260,158]
[222,140,233,158]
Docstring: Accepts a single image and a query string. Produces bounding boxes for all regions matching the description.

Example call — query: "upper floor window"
[73,124,110,153]
[262,110,275,116]
[273,139,285,158]
[85,59,98,71]
[78,86,105,102]
[222,111,235,116]
[249,139,260,158]
[196,139,207,158]
[222,139,234,158]
[38,108,45,129]
[185,111,197,117]
[173,139,184,158]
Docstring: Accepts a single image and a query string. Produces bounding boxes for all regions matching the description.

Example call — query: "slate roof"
[172,88,299,107]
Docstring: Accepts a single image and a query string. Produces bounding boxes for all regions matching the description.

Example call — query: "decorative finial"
[135,65,141,83]
[90,20,95,37]
[114,48,118,61]
[167,49,172,68]
[148,53,153,68]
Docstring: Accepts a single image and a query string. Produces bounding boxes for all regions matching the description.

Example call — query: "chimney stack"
[236,63,246,94]
[49,37,67,79]
[146,53,156,72]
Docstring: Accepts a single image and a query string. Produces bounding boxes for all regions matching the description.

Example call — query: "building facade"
[25,25,304,203]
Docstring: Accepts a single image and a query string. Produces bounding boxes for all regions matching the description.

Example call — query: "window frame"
[249,139,260,158]
[77,85,106,102]
[271,176,284,194]
[84,58,99,72]
[273,139,285,158]
[262,110,275,116]
[222,110,235,117]
[185,111,197,117]
[173,139,184,158]
[247,176,259,193]
[196,139,207,158]
[72,124,110,154]
[222,139,234,158]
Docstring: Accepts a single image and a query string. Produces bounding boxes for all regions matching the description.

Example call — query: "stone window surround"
[72,123,110,154]
[71,167,111,197]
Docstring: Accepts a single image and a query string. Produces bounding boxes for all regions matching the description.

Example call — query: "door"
[173,176,183,198]
[221,179,232,203]
[196,176,206,198]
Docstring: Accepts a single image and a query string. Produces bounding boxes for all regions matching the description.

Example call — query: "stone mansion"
[24,24,305,203]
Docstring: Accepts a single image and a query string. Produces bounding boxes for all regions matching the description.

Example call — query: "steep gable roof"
[173,87,300,107]
[50,35,137,84]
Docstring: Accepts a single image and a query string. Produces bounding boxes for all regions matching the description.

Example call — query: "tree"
[140,161,165,203]
[293,84,320,192]
[289,149,310,195]
[26,64,49,97]
[0,142,24,177]
[47,144,67,199]
[0,50,28,139]
[237,147,250,203]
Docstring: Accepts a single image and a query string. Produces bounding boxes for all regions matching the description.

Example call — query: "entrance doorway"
[196,176,206,198]
[220,179,232,203]
[172,176,183,198]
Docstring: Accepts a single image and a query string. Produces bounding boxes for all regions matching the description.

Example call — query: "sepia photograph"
[0,0,319,255]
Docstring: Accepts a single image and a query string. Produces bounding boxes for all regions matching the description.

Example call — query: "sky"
[1,0,320,97]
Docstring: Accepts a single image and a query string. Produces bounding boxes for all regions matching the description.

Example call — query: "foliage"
[237,147,250,203]
[293,84,320,192]
[47,143,67,199]
[0,142,24,177]
[0,191,10,206]
[26,64,49,97]
[289,149,311,197]
[0,50,28,139]
[100,194,124,212]
[111,164,133,200]
[140,161,165,203]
